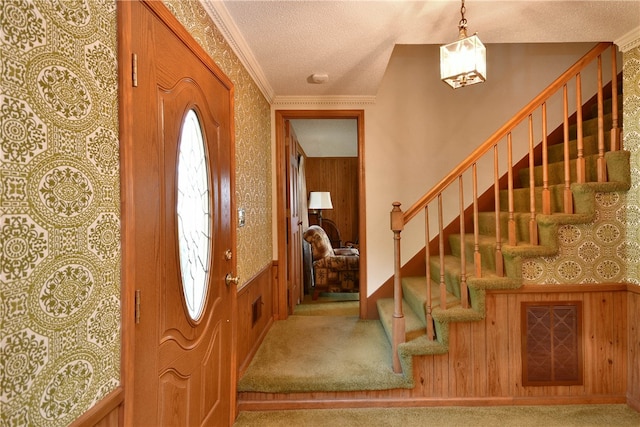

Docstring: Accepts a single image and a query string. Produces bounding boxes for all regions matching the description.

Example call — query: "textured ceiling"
[202,1,639,156]
[290,119,358,157]
[206,1,640,101]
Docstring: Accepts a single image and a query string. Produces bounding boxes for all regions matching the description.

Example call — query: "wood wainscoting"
[237,263,276,377]
[239,284,639,411]
[628,285,640,412]
[69,388,123,427]
[305,156,359,245]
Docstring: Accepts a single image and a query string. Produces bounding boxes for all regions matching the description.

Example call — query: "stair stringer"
[388,149,631,387]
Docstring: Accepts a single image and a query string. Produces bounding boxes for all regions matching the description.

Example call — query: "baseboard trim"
[238,316,274,378]
[237,394,628,412]
[628,394,640,412]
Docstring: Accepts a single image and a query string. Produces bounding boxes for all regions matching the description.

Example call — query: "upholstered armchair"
[303,225,359,299]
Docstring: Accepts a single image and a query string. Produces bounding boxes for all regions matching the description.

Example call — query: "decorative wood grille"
[521,301,583,386]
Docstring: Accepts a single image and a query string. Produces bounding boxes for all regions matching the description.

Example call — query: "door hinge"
[132,53,138,87]
[135,289,141,324]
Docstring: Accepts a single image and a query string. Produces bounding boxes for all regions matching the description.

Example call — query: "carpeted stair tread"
[238,315,412,393]
[449,232,508,272]
[499,184,570,214]
[377,297,427,343]
[375,92,628,390]
[547,134,595,164]
[432,305,484,323]
[569,111,615,140]
[519,153,600,188]
[402,276,460,322]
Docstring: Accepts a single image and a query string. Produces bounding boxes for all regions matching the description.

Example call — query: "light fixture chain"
[459,0,468,29]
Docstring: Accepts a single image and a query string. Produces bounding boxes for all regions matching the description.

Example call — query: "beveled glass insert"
[177,109,210,321]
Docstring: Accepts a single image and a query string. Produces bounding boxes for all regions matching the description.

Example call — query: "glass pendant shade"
[440,33,486,89]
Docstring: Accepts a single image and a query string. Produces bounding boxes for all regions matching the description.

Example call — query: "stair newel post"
[507,133,517,246]
[424,205,434,341]
[493,145,504,277]
[596,54,607,182]
[576,73,586,183]
[527,115,538,245]
[390,202,406,373]
[562,84,574,214]
[458,176,468,309]
[472,163,481,278]
[541,103,551,215]
[438,194,447,310]
[610,47,620,151]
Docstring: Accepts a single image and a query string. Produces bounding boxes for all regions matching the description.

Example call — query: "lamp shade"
[308,191,333,210]
[440,33,486,89]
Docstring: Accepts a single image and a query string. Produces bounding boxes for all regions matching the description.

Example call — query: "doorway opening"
[275,110,366,319]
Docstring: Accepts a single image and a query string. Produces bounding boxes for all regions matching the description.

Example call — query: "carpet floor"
[234,404,640,426]
[293,299,359,316]
[237,314,411,393]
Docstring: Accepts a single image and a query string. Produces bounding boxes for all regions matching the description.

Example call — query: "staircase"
[377,42,630,379]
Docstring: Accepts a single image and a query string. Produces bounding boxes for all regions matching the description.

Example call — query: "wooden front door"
[122,1,235,425]
[286,121,303,313]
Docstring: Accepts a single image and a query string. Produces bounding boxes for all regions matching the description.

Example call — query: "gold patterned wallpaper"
[163,1,273,285]
[622,41,640,285]
[1,0,271,424]
[1,0,120,425]
[520,40,640,285]
[521,191,631,284]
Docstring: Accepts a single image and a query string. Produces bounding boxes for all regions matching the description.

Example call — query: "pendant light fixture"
[440,0,486,89]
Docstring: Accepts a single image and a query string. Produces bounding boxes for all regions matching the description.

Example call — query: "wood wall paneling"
[236,264,275,377]
[305,157,359,245]
[69,388,123,427]
[628,287,640,411]
[238,286,634,410]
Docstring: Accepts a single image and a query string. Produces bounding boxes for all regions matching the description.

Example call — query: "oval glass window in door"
[176,109,211,321]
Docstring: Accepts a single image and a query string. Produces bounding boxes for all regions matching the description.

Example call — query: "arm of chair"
[314,255,359,271]
[333,247,359,256]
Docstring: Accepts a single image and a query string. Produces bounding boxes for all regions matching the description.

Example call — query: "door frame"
[275,110,367,319]
[118,1,237,424]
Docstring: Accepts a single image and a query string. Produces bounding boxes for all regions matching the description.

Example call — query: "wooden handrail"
[402,42,612,224]
[389,42,619,372]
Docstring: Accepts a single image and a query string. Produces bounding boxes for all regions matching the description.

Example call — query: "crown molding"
[615,26,640,52]
[272,95,377,106]
[201,1,275,103]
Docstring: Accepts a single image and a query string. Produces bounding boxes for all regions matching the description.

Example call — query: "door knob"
[225,273,239,286]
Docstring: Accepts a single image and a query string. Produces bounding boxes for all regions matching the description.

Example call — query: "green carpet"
[293,299,359,316]
[234,404,640,426]
[237,315,411,393]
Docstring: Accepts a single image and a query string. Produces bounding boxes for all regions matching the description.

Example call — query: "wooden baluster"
[493,145,504,277]
[507,133,516,246]
[597,54,607,182]
[610,47,620,151]
[390,202,405,373]
[563,84,574,214]
[541,103,551,215]
[473,163,481,278]
[528,115,538,245]
[438,194,446,310]
[424,206,434,341]
[576,73,585,183]
[459,176,468,309]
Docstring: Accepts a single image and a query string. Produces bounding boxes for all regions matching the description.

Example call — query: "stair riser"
[518,154,600,188]
[499,186,567,214]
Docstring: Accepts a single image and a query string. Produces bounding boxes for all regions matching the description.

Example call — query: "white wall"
[364,42,600,295]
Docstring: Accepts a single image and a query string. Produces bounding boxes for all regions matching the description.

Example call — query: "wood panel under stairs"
[376,85,631,378]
